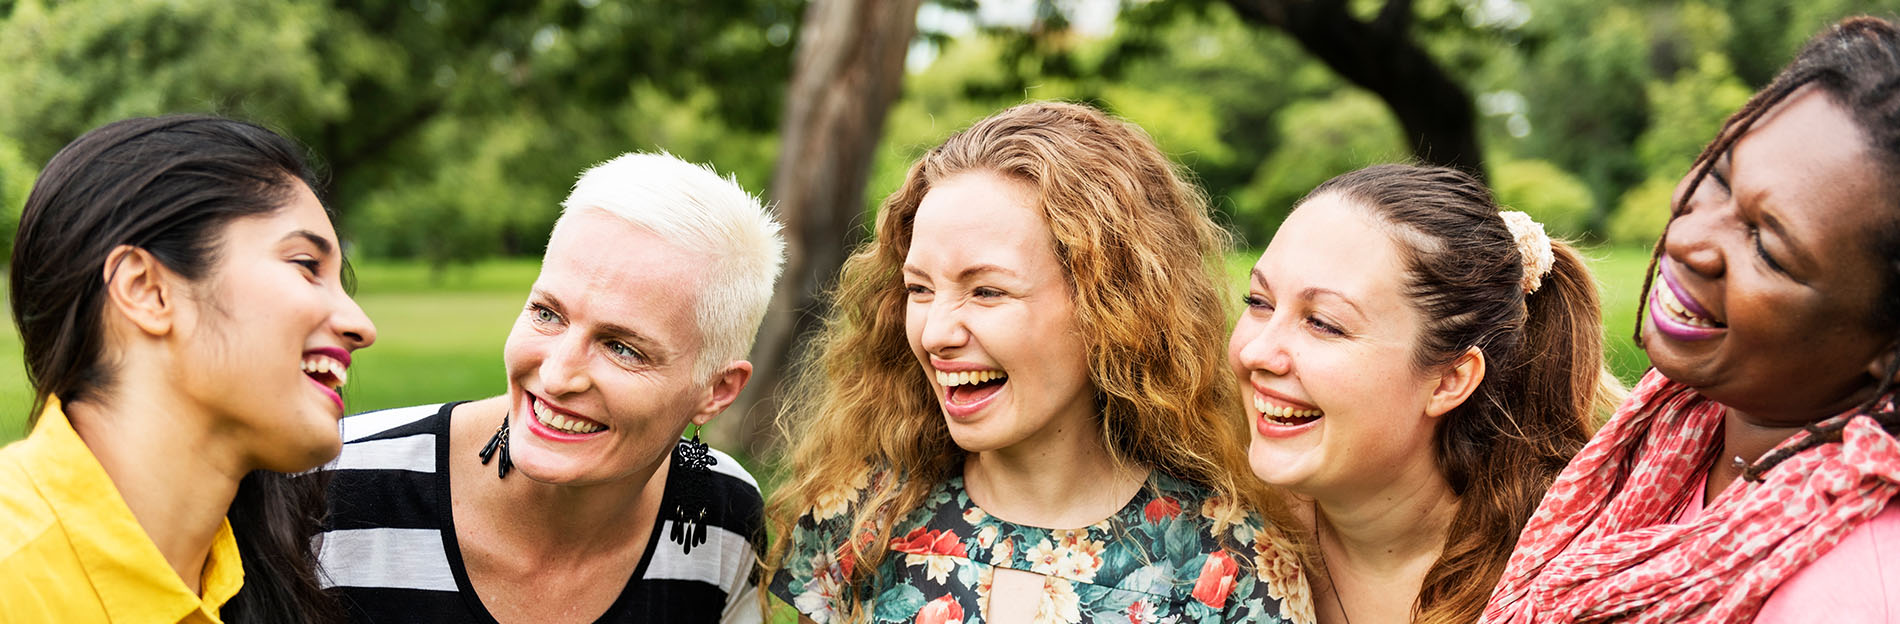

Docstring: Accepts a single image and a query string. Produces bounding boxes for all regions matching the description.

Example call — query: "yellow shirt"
[0,397,244,623]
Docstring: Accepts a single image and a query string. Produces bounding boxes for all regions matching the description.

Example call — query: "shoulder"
[318,403,460,592]
[341,402,455,444]
[0,445,63,573]
[1756,496,1900,621]
[674,444,766,540]
[323,402,455,475]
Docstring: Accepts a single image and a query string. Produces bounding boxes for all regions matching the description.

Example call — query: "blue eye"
[530,304,559,324]
[606,341,644,362]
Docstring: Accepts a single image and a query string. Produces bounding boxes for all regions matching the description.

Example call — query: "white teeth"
[1656,283,1719,328]
[1255,393,1323,424]
[300,354,349,389]
[532,397,603,434]
[935,369,1006,387]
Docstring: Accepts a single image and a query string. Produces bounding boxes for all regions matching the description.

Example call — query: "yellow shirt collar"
[16,397,245,622]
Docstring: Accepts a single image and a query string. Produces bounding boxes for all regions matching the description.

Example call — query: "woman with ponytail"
[1484,16,1900,622]
[1228,164,1621,623]
[0,115,375,623]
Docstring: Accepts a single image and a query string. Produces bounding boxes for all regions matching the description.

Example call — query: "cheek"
[501,325,539,381]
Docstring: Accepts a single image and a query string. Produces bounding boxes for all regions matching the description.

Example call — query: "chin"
[944,424,1013,455]
[1246,443,1308,490]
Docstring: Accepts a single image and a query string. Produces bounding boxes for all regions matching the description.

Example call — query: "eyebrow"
[284,230,335,256]
[903,263,1022,281]
[1251,268,1367,319]
[535,291,670,359]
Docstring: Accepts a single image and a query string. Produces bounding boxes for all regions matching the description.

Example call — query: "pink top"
[1678,474,1900,621]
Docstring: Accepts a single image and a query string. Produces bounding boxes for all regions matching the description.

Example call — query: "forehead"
[540,209,705,349]
[219,182,335,246]
[906,171,1058,272]
[1259,194,1415,313]
[1732,88,1888,236]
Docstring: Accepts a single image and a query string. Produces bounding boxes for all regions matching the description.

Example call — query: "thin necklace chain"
[1315,514,1353,624]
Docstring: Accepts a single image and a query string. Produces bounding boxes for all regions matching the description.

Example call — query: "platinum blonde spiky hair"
[555,152,786,379]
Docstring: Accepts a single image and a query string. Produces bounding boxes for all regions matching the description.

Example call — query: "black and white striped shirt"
[316,402,765,623]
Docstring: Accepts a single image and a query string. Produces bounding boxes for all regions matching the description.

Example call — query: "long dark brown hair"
[1635,16,1900,479]
[1301,164,1620,624]
[10,115,343,623]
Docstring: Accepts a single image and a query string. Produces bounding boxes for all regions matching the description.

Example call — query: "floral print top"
[769,470,1312,624]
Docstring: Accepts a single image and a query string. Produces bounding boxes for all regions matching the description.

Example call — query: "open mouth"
[301,351,349,391]
[1655,272,1725,329]
[1254,393,1323,426]
[936,368,1008,406]
[531,394,607,435]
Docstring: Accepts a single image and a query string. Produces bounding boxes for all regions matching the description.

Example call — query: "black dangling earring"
[667,425,717,554]
[477,414,513,479]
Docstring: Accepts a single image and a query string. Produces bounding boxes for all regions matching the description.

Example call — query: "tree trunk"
[712,0,922,460]
[1224,0,1485,178]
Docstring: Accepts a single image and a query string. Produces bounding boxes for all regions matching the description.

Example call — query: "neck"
[1305,461,1458,573]
[65,387,247,595]
[963,408,1147,529]
[1707,408,1813,501]
[457,397,662,560]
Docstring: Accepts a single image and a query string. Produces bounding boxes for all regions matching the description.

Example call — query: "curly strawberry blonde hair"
[765,101,1306,620]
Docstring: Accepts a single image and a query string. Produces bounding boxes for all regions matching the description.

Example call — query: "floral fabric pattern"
[771,471,1307,623]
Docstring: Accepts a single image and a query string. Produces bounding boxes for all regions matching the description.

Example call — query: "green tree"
[0,0,801,269]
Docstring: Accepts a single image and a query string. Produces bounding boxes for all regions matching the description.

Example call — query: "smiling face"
[903,170,1096,454]
[502,208,727,485]
[1227,193,1447,497]
[1645,86,1896,426]
[173,181,376,472]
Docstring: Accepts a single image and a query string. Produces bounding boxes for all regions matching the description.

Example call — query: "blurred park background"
[1,0,1895,465]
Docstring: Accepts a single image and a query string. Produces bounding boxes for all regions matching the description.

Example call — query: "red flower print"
[916,595,964,624]
[890,526,969,558]
[1127,599,1155,624]
[1143,496,1182,523]
[1191,550,1239,608]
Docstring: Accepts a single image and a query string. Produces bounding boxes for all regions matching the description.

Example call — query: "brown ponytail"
[1302,164,1619,624]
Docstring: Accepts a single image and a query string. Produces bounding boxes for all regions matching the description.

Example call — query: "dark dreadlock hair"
[1635,16,1900,480]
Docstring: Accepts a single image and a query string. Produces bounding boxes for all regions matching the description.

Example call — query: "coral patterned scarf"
[1481,370,1900,623]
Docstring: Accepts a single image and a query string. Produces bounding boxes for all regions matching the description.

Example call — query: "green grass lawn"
[0,247,1656,445]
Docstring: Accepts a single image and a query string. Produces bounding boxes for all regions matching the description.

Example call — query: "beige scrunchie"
[1500,210,1555,294]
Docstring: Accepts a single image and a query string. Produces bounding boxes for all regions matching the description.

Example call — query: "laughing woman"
[767,101,1309,623]
[1228,164,1621,624]
[1484,17,1900,622]
[0,116,377,623]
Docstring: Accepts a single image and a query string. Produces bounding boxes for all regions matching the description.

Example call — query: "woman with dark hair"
[1229,164,1621,623]
[1484,16,1900,622]
[0,115,376,623]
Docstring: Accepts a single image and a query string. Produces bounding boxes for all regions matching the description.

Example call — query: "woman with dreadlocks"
[1482,16,1900,622]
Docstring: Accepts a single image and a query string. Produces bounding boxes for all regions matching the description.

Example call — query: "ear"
[1425,346,1486,419]
[1871,343,1900,386]
[101,245,178,337]
[690,360,754,426]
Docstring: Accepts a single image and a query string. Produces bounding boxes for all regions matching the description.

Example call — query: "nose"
[539,331,593,396]
[917,299,971,356]
[333,292,377,350]
[1232,314,1293,378]
[1662,177,1729,279]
